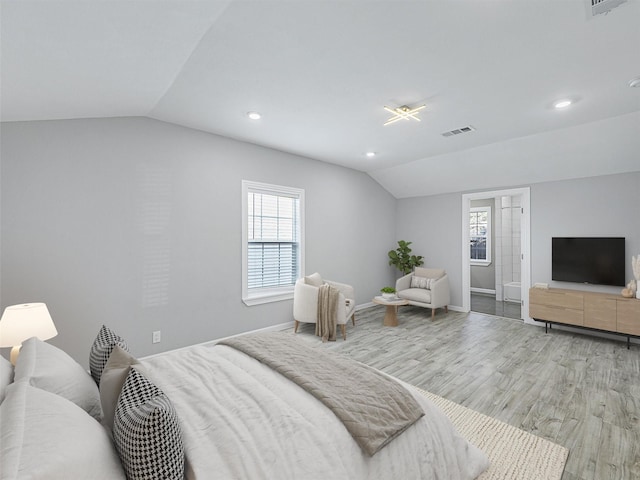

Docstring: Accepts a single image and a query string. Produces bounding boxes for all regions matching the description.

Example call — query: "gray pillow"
[14,337,102,420]
[99,345,141,430]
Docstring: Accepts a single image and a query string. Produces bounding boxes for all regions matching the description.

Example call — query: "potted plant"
[388,240,424,275]
[380,286,396,300]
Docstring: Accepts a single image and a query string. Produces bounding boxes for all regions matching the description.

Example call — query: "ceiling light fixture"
[366,152,376,158]
[629,77,640,88]
[247,111,261,120]
[383,104,426,126]
[554,100,572,109]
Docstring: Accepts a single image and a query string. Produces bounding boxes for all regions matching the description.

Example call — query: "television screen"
[552,237,625,287]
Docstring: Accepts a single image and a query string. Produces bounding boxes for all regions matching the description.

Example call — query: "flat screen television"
[552,237,625,287]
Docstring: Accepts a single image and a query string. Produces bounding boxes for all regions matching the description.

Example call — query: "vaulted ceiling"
[2,0,639,197]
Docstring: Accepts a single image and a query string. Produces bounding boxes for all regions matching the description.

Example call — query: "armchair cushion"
[400,288,432,304]
[414,267,445,279]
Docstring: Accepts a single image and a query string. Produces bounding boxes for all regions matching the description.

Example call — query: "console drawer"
[584,296,616,331]
[530,289,583,310]
[529,303,583,326]
[616,300,640,336]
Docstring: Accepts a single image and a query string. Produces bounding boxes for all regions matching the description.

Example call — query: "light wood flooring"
[287,305,640,480]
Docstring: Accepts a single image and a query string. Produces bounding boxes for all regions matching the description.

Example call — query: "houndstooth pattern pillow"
[113,368,184,480]
[89,325,129,385]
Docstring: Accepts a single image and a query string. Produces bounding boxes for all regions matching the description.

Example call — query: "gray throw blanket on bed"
[218,332,424,456]
[315,283,339,342]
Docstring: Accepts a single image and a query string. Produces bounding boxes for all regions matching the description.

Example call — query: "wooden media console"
[529,287,640,348]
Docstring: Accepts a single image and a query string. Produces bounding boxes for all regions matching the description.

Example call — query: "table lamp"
[0,303,58,365]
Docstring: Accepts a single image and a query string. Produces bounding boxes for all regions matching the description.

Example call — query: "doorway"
[461,188,531,320]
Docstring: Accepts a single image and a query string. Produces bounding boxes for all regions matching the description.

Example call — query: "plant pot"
[382,293,396,300]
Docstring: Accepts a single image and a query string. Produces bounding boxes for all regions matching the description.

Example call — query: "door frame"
[461,187,532,323]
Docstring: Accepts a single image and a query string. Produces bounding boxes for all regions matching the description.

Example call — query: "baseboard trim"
[471,288,496,295]
[364,301,465,314]
[356,302,375,310]
[141,321,295,360]
[447,305,466,313]
[142,301,470,360]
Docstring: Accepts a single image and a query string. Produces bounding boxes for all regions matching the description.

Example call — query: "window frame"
[469,206,492,266]
[241,180,305,306]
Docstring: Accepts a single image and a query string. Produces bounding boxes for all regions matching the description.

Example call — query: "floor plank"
[287,305,640,480]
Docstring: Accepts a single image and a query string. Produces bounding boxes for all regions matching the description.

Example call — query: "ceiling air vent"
[441,125,475,138]
[589,0,627,16]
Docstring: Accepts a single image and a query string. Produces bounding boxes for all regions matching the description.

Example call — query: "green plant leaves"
[387,240,424,275]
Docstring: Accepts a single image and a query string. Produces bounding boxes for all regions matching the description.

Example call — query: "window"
[470,206,491,265]
[242,180,304,306]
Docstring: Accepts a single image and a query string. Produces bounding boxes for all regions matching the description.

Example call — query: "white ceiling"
[2,0,639,198]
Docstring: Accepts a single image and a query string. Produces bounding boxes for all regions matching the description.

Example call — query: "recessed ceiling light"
[247,111,261,120]
[366,152,376,158]
[554,100,572,109]
[629,77,640,88]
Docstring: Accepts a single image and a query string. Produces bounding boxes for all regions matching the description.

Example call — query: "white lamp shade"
[0,303,58,348]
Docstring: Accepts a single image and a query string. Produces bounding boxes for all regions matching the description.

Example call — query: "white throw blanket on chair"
[316,284,339,342]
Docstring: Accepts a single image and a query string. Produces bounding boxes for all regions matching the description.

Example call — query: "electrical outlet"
[152,330,161,344]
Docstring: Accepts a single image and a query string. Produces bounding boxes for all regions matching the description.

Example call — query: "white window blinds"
[242,181,304,305]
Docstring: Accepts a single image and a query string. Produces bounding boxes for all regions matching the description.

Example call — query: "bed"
[0,327,489,480]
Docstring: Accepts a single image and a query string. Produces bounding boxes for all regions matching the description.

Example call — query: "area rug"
[415,388,569,480]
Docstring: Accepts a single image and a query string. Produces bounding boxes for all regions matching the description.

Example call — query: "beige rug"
[415,388,569,480]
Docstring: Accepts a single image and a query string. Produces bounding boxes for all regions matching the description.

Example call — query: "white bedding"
[141,344,489,480]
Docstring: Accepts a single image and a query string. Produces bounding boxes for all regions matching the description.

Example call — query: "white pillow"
[0,355,13,404]
[304,272,323,287]
[0,380,125,480]
[411,276,434,289]
[99,345,141,430]
[14,337,103,420]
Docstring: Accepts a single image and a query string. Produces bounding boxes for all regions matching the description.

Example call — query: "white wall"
[397,172,640,310]
[0,117,397,364]
[530,173,640,295]
[394,192,463,304]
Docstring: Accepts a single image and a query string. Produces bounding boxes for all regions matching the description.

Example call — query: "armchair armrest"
[429,275,450,308]
[396,273,413,292]
[325,280,354,301]
[293,282,319,323]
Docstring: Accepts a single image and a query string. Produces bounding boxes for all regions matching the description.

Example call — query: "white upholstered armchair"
[396,267,450,320]
[293,273,356,340]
